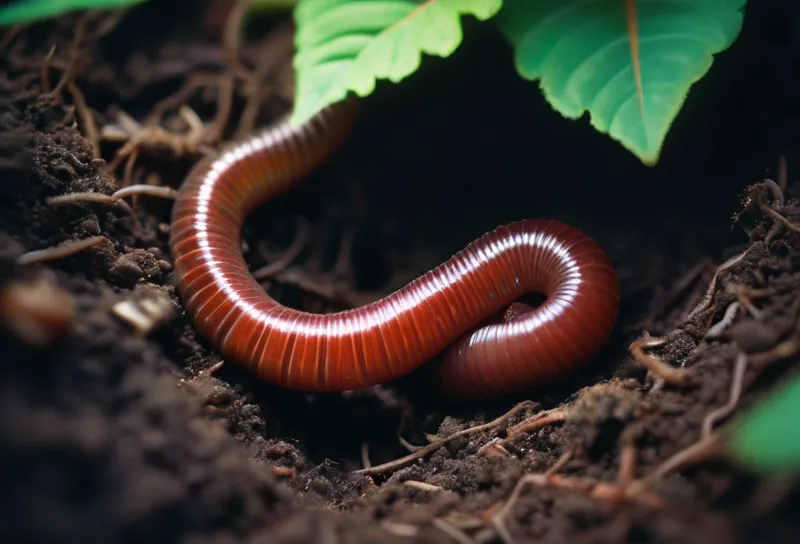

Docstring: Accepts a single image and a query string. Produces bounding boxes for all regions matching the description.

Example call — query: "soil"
[1,1,800,543]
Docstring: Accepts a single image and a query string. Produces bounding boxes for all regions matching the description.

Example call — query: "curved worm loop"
[169,100,620,399]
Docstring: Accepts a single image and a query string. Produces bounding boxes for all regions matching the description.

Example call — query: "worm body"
[169,100,620,399]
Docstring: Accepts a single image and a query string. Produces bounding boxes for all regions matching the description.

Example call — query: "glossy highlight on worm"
[169,100,620,399]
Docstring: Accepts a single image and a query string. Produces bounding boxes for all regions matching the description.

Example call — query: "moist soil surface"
[2,2,800,543]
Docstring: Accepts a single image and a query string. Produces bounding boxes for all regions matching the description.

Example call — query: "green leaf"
[290,0,503,125]
[727,372,800,476]
[0,0,146,26]
[494,0,746,165]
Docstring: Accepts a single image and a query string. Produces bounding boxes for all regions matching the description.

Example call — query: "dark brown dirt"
[1,1,800,543]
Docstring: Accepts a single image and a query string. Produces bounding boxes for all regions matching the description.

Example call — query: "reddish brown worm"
[169,99,620,399]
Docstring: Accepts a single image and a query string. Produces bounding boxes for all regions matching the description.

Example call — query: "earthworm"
[168,99,620,399]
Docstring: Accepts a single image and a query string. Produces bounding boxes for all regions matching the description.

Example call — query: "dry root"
[354,401,539,476]
[17,236,107,267]
[628,333,687,385]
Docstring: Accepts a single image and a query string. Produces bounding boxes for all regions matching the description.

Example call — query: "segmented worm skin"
[169,99,620,399]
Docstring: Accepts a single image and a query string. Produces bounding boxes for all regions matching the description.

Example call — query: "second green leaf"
[495,0,746,165]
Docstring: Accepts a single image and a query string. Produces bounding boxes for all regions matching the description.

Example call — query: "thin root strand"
[354,401,537,476]
[17,236,107,266]
[253,217,311,280]
[761,204,800,233]
[706,301,741,338]
[112,185,178,201]
[701,352,747,439]
[629,334,686,384]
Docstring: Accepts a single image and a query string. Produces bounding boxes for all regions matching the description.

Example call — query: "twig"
[47,13,89,100]
[122,145,140,187]
[545,448,574,476]
[102,106,212,177]
[602,428,641,508]
[65,81,101,159]
[404,480,443,492]
[506,409,565,437]
[144,73,222,125]
[204,0,251,143]
[645,259,714,331]
[40,45,56,93]
[628,334,686,384]
[705,301,740,339]
[201,360,225,376]
[617,435,638,486]
[353,401,537,476]
[17,236,106,266]
[760,204,800,233]
[487,409,566,451]
[253,217,311,280]
[632,433,724,492]
[686,248,751,322]
[207,72,234,144]
[222,0,253,79]
[47,192,119,206]
[701,352,747,439]
[747,337,800,366]
[261,266,381,308]
[46,191,138,217]
[734,286,764,320]
[113,185,178,200]
[398,434,422,453]
[234,21,295,139]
